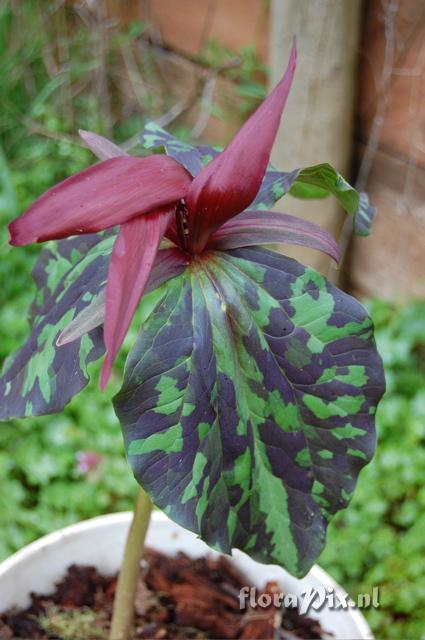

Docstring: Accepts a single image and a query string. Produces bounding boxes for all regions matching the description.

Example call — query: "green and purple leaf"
[0,230,188,418]
[140,122,219,177]
[289,164,376,236]
[114,246,385,577]
[248,169,300,211]
[244,162,375,237]
[0,233,113,419]
[208,210,340,263]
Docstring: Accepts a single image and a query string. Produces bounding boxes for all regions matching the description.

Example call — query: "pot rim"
[0,511,373,639]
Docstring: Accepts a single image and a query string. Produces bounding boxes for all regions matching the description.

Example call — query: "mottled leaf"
[289,164,376,236]
[249,163,375,237]
[28,232,115,319]
[248,169,300,210]
[114,246,385,577]
[140,122,218,177]
[354,192,376,236]
[0,233,113,419]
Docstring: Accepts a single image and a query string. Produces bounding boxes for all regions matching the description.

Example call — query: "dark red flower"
[9,43,298,387]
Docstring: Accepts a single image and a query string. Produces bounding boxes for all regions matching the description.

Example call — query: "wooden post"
[269,0,363,275]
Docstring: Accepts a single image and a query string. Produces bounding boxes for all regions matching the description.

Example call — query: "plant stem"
[109,487,153,640]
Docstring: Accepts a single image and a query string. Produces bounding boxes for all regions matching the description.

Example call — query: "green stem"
[109,487,153,640]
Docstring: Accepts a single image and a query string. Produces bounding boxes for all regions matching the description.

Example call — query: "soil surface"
[0,548,329,639]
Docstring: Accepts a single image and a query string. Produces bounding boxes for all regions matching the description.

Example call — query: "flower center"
[175,199,189,251]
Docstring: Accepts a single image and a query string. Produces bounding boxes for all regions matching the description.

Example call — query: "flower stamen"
[175,200,190,251]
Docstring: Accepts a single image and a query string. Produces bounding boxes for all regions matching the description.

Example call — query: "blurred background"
[0,1,424,638]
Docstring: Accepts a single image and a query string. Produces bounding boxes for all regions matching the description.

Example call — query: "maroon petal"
[9,155,191,246]
[186,41,296,253]
[79,129,128,160]
[100,207,174,389]
[208,210,340,263]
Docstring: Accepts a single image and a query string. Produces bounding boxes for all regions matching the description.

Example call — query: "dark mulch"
[0,548,329,639]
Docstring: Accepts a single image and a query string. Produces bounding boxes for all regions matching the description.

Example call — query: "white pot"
[0,512,372,639]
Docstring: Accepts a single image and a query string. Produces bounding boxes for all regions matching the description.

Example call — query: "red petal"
[100,207,174,389]
[186,41,296,253]
[207,210,340,263]
[79,129,128,160]
[9,155,191,246]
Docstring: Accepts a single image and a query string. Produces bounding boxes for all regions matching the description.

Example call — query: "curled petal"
[100,207,175,389]
[208,210,340,264]
[79,129,128,160]
[9,155,191,246]
[186,41,296,253]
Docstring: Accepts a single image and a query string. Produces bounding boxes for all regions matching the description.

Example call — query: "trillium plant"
[1,44,385,639]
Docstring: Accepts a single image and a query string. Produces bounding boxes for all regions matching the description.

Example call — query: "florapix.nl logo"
[239,585,380,615]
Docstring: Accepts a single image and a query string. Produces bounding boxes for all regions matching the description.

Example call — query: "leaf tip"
[56,329,75,347]
[78,129,92,145]
[55,333,65,347]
